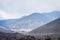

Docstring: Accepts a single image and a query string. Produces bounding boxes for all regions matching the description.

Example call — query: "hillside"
[29,18,60,35]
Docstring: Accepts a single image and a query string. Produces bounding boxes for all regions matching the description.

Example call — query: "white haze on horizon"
[0,0,60,19]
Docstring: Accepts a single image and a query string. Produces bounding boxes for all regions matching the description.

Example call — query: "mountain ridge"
[0,11,60,33]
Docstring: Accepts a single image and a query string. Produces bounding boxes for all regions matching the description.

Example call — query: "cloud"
[11,28,32,32]
[0,0,60,19]
[0,10,9,19]
[25,0,60,13]
[0,10,22,20]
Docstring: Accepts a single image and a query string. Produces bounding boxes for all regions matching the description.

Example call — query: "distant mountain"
[0,11,60,33]
[29,18,60,35]
[7,13,54,29]
[43,11,60,18]
[0,19,18,26]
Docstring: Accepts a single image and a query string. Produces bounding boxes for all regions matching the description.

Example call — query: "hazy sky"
[0,0,60,19]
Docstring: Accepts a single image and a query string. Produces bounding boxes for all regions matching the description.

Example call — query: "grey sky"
[0,0,60,19]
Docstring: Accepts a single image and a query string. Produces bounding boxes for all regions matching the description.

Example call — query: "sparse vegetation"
[0,32,36,40]
[0,32,41,40]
